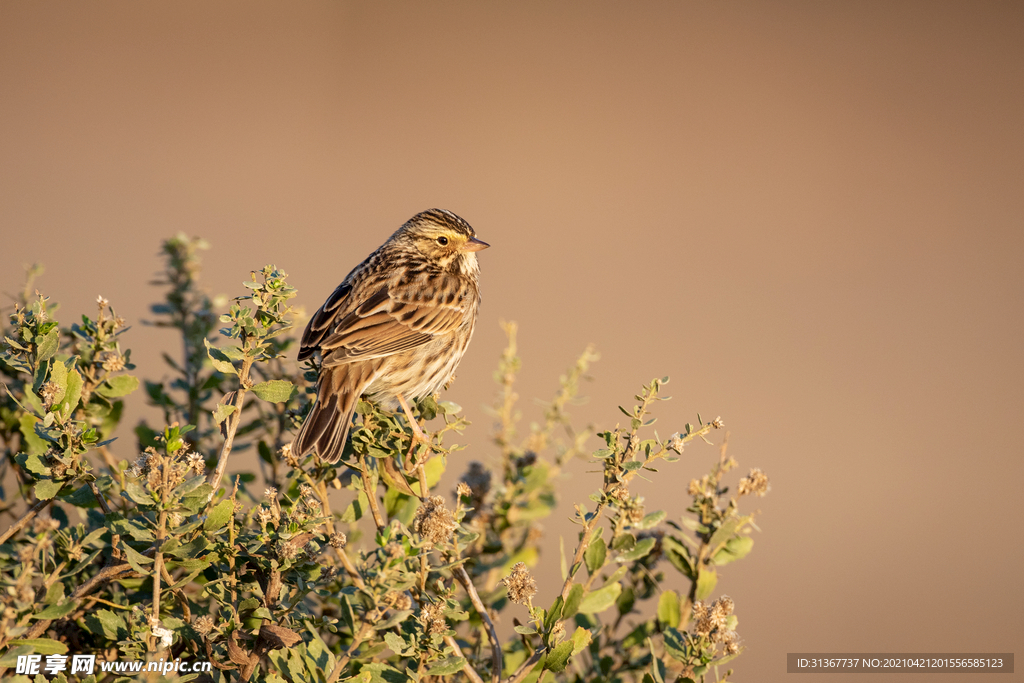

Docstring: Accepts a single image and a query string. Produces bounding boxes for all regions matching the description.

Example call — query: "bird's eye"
[436,236,449,246]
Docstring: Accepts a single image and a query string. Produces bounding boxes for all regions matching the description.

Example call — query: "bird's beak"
[463,236,490,252]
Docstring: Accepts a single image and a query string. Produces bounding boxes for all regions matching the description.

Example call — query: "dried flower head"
[264,487,278,500]
[738,468,770,497]
[281,442,300,467]
[39,381,60,410]
[329,532,347,549]
[193,614,215,636]
[501,562,537,606]
[414,496,457,548]
[277,540,298,560]
[668,433,685,454]
[388,591,412,611]
[185,451,205,474]
[32,516,60,534]
[456,482,472,499]
[688,478,703,496]
[96,295,109,309]
[101,353,125,373]
[711,416,725,429]
[693,600,713,637]
[419,601,447,635]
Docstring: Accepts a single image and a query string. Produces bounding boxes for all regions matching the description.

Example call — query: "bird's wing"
[298,281,353,361]
[314,274,472,365]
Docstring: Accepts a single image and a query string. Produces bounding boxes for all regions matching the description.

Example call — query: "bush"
[0,237,768,683]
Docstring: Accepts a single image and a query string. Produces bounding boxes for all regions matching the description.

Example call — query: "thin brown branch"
[357,453,386,532]
[505,647,545,683]
[444,635,485,683]
[0,498,52,546]
[454,565,502,683]
[207,357,253,501]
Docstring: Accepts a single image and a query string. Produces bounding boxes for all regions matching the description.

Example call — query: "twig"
[505,647,545,683]
[444,635,485,683]
[558,501,607,602]
[207,357,253,501]
[454,565,502,683]
[308,477,366,589]
[325,620,377,683]
[0,498,52,545]
[357,453,386,532]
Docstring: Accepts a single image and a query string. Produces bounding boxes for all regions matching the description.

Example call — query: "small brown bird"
[293,209,488,464]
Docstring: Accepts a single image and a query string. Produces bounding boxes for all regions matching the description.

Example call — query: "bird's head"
[396,209,489,271]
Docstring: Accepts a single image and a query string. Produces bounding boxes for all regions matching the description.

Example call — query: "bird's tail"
[293,363,375,464]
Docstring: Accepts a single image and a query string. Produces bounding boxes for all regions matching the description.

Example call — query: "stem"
[207,357,254,502]
[308,478,366,589]
[559,501,607,602]
[505,647,545,683]
[444,635,485,683]
[0,498,52,545]
[325,619,377,683]
[454,565,502,683]
[151,453,171,650]
[357,454,386,532]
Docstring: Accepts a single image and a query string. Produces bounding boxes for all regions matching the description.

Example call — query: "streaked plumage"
[294,209,487,463]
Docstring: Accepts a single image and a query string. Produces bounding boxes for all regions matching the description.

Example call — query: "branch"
[505,647,545,683]
[444,636,485,683]
[454,565,502,683]
[207,357,254,501]
[0,498,52,546]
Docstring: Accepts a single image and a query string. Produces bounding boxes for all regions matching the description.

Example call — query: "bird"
[293,208,488,465]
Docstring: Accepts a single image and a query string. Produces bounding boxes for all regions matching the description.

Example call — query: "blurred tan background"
[2,1,1022,680]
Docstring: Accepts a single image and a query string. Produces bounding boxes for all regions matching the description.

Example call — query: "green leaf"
[251,379,296,403]
[617,537,657,563]
[123,480,154,506]
[34,479,62,500]
[584,535,606,574]
[97,374,139,398]
[384,631,407,655]
[34,600,77,620]
[638,510,667,529]
[578,582,622,614]
[204,499,234,532]
[18,414,48,456]
[513,625,538,635]
[54,367,83,417]
[570,626,592,655]
[204,339,238,376]
[562,582,584,620]
[544,641,574,672]
[544,596,564,632]
[559,536,568,581]
[425,656,466,676]
[36,328,60,362]
[212,402,237,425]
[7,638,68,655]
[706,515,751,555]
[340,491,369,523]
[48,359,68,400]
[85,609,127,640]
[657,590,681,628]
[121,543,154,574]
[22,450,51,476]
[712,535,754,565]
[181,484,214,514]
[694,568,718,601]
